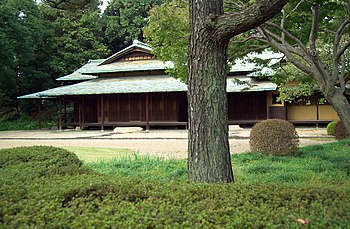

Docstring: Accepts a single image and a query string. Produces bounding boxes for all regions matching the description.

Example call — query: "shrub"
[250,119,299,155]
[326,120,337,136]
[0,146,89,178]
[333,121,350,140]
[1,144,349,228]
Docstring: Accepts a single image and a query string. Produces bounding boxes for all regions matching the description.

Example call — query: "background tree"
[144,0,189,82]
[187,0,288,183]
[40,0,109,78]
[253,0,350,134]
[103,0,164,53]
[0,0,50,114]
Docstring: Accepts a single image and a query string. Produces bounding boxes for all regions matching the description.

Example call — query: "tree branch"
[332,19,349,82]
[265,21,309,54]
[340,54,346,93]
[285,0,306,18]
[309,3,318,55]
[263,28,307,59]
[213,0,289,41]
[257,26,315,77]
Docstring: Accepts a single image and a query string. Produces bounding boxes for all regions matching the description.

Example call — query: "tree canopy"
[0,0,49,111]
[103,0,165,53]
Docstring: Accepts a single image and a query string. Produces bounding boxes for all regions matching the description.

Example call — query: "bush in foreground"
[250,119,299,155]
[0,145,349,228]
[334,121,350,140]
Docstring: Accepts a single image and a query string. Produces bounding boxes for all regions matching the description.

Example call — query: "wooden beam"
[82,96,85,126]
[58,97,62,131]
[101,95,105,131]
[64,99,67,124]
[78,98,82,130]
[146,93,150,131]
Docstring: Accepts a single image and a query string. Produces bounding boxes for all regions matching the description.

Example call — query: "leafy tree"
[144,0,189,82]
[40,0,109,78]
[0,0,51,113]
[253,0,350,134]
[103,0,164,53]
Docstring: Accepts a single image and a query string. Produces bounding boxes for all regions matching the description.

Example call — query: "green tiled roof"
[18,76,276,98]
[17,92,52,99]
[31,75,188,97]
[77,59,174,74]
[56,71,98,81]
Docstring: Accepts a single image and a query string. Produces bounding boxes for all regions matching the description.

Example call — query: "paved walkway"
[0,127,334,159]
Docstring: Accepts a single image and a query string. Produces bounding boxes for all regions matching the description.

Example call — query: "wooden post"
[58,97,62,131]
[37,100,42,129]
[101,95,105,131]
[64,99,67,125]
[78,98,82,130]
[82,96,85,127]
[146,93,150,131]
[266,92,270,119]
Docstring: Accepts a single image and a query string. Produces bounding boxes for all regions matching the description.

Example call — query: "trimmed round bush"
[250,119,299,155]
[326,120,337,136]
[334,121,350,140]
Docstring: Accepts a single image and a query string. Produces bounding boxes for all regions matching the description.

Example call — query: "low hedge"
[1,146,349,228]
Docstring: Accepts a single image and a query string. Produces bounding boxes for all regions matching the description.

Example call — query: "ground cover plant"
[1,142,349,227]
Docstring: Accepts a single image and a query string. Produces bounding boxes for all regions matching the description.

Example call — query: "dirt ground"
[0,127,333,159]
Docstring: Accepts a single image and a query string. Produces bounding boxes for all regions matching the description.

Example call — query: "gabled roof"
[18,76,276,98]
[74,40,173,74]
[99,40,153,65]
[56,71,98,81]
[77,59,174,74]
[24,75,187,97]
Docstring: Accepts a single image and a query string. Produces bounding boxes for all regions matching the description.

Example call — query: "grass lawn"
[62,146,133,163]
[0,140,349,227]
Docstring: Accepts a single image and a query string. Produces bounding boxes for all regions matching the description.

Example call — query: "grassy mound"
[0,143,349,227]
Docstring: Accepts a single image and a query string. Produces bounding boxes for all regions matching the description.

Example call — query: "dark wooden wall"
[227,92,267,122]
[73,92,188,124]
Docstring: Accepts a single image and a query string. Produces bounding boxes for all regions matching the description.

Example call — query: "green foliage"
[0,114,56,131]
[40,2,109,77]
[1,144,350,227]
[250,119,299,155]
[334,121,350,140]
[0,0,51,110]
[103,0,165,53]
[144,0,189,82]
[327,120,338,136]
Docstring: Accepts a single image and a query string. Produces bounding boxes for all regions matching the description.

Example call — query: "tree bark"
[324,87,350,136]
[188,0,233,183]
[188,0,288,183]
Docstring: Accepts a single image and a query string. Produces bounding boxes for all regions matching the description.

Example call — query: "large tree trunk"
[324,88,350,136]
[188,0,233,182]
[187,0,288,183]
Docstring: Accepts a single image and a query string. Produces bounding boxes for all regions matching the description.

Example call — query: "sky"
[100,0,109,12]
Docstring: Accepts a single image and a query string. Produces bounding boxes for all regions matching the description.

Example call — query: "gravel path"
[0,128,334,159]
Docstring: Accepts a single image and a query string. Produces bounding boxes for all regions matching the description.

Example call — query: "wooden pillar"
[266,92,270,119]
[58,97,62,131]
[146,93,150,131]
[101,95,105,131]
[38,100,42,129]
[78,98,82,130]
[82,96,85,127]
[64,99,67,124]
